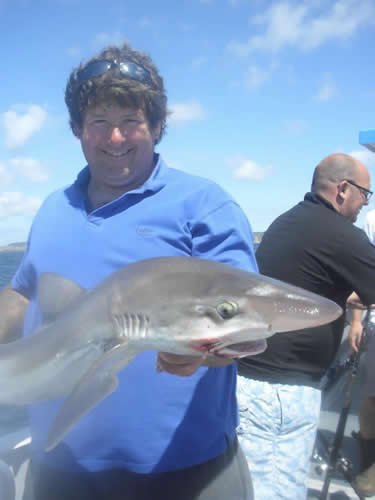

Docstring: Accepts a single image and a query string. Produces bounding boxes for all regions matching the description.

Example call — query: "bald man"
[237,153,375,500]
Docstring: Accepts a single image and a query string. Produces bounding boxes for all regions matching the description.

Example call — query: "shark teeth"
[104,151,127,157]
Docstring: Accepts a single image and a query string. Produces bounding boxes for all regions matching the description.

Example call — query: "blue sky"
[1,0,375,245]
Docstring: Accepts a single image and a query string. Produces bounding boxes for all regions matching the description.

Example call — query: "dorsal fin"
[38,273,85,322]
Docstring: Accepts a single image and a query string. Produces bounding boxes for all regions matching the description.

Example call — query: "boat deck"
[306,332,374,500]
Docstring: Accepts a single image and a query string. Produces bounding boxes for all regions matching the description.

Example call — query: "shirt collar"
[304,191,338,212]
[74,153,168,197]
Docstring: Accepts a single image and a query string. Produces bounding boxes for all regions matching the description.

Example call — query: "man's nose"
[109,127,126,143]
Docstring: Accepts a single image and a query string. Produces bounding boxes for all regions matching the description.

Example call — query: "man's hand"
[349,321,363,353]
[346,292,367,310]
[156,351,234,376]
[0,286,28,343]
[156,352,206,376]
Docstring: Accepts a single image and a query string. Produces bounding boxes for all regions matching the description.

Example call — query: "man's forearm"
[351,307,364,324]
[347,292,368,310]
[0,286,28,343]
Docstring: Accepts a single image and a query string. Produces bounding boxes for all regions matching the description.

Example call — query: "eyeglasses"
[345,179,373,201]
[76,59,155,88]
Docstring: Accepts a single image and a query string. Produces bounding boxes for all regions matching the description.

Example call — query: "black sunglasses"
[76,59,154,88]
[345,179,373,201]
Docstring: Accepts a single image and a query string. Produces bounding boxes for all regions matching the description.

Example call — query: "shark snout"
[249,290,343,334]
[275,297,341,332]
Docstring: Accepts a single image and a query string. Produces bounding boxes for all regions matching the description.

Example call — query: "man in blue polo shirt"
[0,41,257,499]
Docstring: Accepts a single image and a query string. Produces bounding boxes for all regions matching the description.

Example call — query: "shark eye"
[216,301,238,319]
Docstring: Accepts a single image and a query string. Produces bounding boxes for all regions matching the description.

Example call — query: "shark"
[0,459,15,500]
[0,256,342,452]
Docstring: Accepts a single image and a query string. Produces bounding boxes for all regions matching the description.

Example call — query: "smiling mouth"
[103,149,133,158]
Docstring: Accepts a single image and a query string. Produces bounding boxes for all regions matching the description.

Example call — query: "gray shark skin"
[0,460,15,500]
[0,256,342,452]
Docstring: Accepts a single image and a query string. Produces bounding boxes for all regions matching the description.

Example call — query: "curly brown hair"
[65,41,168,144]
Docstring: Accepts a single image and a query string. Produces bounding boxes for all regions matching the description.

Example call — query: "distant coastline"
[0,242,26,253]
[253,232,264,244]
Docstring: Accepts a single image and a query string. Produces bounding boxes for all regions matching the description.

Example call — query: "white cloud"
[246,65,269,89]
[10,157,48,183]
[138,17,152,29]
[229,157,273,180]
[4,105,47,149]
[162,155,190,173]
[65,47,81,58]
[227,0,375,56]
[179,22,195,33]
[168,100,206,124]
[0,192,42,218]
[315,77,338,101]
[285,119,306,136]
[92,32,126,49]
[0,163,12,186]
[192,56,208,68]
[229,0,266,4]
[246,61,278,89]
[349,150,375,168]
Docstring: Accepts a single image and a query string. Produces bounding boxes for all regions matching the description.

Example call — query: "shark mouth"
[213,339,267,358]
[190,338,267,358]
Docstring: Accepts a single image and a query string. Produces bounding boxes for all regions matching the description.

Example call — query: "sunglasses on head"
[76,59,155,88]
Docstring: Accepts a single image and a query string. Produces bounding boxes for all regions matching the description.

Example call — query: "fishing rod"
[318,308,373,500]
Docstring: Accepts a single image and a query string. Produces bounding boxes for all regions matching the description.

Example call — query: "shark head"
[121,258,343,358]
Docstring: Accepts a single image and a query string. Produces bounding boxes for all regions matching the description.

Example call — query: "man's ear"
[337,180,348,202]
[72,123,82,139]
[152,121,162,144]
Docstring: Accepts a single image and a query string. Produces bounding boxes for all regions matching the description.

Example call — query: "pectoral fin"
[45,343,137,452]
[0,459,15,500]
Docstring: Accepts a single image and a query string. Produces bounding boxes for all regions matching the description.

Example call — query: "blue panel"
[359,129,375,152]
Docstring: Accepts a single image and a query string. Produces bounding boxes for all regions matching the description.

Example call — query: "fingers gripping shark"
[0,257,342,452]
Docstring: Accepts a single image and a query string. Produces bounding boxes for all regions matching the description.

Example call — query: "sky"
[1,0,375,245]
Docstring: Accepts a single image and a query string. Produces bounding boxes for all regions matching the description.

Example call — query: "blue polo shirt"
[12,155,257,473]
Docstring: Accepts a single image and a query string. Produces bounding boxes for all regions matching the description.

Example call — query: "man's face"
[78,103,161,196]
[342,169,371,223]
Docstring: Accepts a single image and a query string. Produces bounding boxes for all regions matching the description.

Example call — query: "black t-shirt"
[238,192,375,387]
